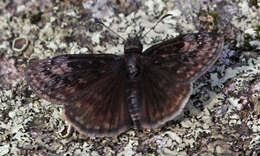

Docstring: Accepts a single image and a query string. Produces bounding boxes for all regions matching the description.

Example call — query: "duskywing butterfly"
[25,29,224,136]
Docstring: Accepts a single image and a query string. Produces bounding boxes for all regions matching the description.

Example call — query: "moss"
[243,33,255,51]
[254,25,260,39]
[198,11,221,32]
[208,12,220,24]
[243,26,260,51]
[249,0,259,8]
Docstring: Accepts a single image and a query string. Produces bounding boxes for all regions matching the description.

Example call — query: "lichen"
[0,0,260,155]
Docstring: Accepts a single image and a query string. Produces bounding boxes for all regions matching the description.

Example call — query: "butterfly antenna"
[94,18,126,41]
[141,14,174,39]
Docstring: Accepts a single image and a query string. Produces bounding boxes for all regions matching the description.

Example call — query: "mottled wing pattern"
[26,54,132,136]
[139,33,224,127]
[142,32,224,82]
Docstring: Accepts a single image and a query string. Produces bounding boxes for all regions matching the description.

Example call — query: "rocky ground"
[0,0,259,155]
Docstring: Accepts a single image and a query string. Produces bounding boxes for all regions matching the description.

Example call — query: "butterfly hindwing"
[64,72,132,136]
[140,65,192,128]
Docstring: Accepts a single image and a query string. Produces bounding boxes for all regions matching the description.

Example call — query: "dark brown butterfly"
[25,32,224,137]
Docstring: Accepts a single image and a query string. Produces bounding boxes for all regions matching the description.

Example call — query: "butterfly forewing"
[26,54,123,104]
[142,32,224,82]
[26,54,133,136]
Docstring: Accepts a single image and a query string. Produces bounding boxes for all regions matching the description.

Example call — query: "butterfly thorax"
[124,36,143,54]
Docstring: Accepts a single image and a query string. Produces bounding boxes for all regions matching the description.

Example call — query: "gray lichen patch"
[0,54,22,89]
[0,0,260,155]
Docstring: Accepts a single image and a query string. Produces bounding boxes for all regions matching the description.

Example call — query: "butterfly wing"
[140,32,224,127]
[25,54,132,136]
[142,32,224,82]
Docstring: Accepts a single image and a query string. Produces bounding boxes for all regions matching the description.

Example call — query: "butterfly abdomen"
[125,52,142,129]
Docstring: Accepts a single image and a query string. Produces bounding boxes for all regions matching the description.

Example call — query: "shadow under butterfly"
[25,16,224,137]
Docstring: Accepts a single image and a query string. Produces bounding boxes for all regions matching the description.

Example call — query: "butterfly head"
[124,35,143,54]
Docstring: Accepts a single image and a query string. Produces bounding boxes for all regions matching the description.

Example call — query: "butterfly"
[25,32,224,137]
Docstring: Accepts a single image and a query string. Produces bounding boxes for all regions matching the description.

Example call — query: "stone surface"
[0,0,259,155]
